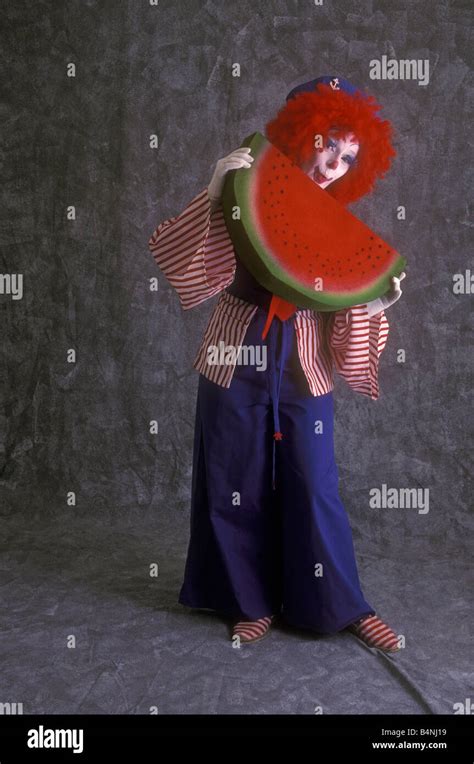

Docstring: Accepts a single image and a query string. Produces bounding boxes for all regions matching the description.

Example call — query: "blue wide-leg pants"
[178,305,375,634]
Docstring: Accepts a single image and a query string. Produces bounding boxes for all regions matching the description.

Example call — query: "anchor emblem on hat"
[330,77,341,90]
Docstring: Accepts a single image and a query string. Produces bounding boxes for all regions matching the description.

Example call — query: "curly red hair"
[265,83,396,205]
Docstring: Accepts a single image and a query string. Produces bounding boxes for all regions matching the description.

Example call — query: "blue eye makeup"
[326,137,356,166]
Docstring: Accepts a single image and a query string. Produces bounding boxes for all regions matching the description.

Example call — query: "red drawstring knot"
[273,431,283,441]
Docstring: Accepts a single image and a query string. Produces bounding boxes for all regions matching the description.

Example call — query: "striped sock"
[232,616,273,643]
[348,614,401,653]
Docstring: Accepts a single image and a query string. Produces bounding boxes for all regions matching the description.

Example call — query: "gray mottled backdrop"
[1,0,472,716]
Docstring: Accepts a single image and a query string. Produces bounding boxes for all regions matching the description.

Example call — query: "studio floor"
[2,513,472,716]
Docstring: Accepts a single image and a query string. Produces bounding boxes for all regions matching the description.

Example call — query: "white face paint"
[301,130,359,188]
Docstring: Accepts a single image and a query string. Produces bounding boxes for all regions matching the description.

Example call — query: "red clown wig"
[265,83,396,206]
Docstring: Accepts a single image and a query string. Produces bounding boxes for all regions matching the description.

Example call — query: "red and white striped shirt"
[148,187,390,400]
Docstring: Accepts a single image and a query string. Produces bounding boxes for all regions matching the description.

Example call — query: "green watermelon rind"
[221,131,407,311]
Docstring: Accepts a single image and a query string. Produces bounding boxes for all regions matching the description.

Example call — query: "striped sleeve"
[148,188,236,310]
[326,304,390,400]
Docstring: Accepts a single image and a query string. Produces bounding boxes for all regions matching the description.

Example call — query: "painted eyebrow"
[328,136,359,149]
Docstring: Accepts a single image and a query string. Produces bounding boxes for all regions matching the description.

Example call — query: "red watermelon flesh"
[221,131,406,311]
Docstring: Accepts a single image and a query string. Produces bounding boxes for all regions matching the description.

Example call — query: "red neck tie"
[261,294,297,341]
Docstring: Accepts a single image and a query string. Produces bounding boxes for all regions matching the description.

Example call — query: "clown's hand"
[208,147,254,205]
[366,271,406,318]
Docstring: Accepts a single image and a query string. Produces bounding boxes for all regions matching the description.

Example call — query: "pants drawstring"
[265,319,289,491]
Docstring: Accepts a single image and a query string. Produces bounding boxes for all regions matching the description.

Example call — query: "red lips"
[313,169,329,184]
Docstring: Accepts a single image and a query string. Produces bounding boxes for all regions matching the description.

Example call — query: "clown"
[148,76,407,652]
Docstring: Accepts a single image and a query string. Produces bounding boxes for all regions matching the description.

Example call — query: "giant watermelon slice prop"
[221,131,406,317]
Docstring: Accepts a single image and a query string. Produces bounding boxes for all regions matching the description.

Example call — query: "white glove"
[208,147,254,202]
[366,272,406,317]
